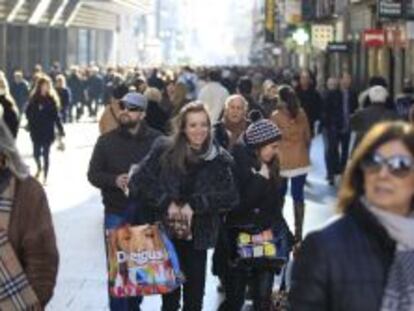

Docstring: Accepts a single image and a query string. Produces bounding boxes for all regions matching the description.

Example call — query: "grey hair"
[224,94,248,110]
[0,107,29,180]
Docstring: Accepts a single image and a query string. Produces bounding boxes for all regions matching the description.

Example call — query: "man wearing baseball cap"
[88,92,162,310]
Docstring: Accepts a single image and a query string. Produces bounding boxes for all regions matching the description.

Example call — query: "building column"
[0,24,7,72]
[42,26,50,70]
[21,26,29,74]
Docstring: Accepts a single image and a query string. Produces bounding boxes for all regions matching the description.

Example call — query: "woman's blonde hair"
[144,87,162,103]
[30,74,61,110]
[172,83,187,109]
[338,121,414,212]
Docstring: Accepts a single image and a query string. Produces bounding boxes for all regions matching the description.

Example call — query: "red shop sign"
[363,29,386,47]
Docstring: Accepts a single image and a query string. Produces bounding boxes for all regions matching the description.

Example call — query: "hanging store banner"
[302,0,316,21]
[285,0,302,25]
[327,42,350,53]
[378,0,403,19]
[405,0,414,20]
[311,24,334,50]
[265,0,275,43]
[335,0,348,14]
[363,29,386,47]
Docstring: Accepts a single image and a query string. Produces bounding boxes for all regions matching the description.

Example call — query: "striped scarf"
[0,176,40,310]
[362,198,414,311]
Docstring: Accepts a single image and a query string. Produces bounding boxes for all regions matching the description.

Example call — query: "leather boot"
[294,202,305,242]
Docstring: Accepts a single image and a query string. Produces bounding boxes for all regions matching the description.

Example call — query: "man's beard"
[120,120,139,129]
[119,114,139,129]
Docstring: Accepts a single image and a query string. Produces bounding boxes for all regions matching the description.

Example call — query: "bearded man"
[88,92,162,310]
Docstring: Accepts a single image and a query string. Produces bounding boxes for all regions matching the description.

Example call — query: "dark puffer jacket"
[289,202,396,311]
[26,95,64,144]
[129,137,240,250]
[351,105,398,147]
[226,139,284,232]
[87,123,162,215]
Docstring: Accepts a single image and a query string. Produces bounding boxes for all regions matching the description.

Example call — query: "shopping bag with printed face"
[106,224,185,297]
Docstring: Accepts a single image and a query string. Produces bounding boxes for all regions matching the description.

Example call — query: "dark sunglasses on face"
[118,101,143,112]
[361,153,414,178]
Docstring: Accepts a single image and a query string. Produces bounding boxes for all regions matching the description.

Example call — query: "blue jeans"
[280,174,307,204]
[104,213,143,311]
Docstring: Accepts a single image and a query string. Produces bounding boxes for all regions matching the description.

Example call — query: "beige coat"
[9,177,59,307]
[99,104,120,135]
[271,107,311,176]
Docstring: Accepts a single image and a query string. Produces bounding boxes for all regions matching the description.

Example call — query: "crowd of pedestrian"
[0,60,413,310]
[84,64,414,310]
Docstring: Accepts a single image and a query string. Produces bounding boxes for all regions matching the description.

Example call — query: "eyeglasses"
[361,153,414,178]
[118,101,143,112]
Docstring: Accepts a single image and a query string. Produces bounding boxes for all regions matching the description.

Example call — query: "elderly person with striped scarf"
[0,106,58,310]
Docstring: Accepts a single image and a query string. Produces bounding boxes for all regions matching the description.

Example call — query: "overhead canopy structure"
[0,0,151,30]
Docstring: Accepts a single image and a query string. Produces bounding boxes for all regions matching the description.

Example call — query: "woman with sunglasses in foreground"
[289,121,414,311]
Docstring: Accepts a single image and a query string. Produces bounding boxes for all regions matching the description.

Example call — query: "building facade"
[0,0,151,75]
[301,0,413,95]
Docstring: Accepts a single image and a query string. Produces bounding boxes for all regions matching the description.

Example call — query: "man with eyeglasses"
[88,92,162,310]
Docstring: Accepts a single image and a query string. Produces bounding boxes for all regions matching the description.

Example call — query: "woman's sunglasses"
[118,101,142,112]
[361,153,414,178]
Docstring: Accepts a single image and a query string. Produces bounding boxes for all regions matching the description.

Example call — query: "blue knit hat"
[245,110,282,147]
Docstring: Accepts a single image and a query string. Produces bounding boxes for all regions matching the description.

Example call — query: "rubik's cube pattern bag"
[106,224,185,297]
[236,225,291,269]
[237,229,277,259]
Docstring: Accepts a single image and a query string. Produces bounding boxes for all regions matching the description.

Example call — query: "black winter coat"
[26,95,64,144]
[87,75,104,100]
[145,100,170,134]
[10,80,30,112]
[259,97,278,119]
[289,202,396,311]
[67,74,85,104]
[351,104,399,146]
[296,87,323,134]
[322,89,358,133]
[213,122,231,150]
[87,123,162,215]
[128,137,240,250]
[226,140,283,232]
[56,87,71,109]
[322,89,343,132]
